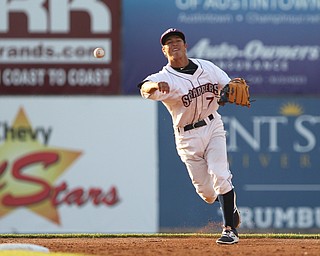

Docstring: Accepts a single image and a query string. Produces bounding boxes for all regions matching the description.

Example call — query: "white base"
[0,243,50,253]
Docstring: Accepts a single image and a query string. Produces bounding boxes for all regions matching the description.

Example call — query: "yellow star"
[0,108,82,225]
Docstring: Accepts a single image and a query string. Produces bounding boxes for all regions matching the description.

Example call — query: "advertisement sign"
[159,97,320,230]
[123,0,320,95]
[0,97,158,233]
[0,0,121,95]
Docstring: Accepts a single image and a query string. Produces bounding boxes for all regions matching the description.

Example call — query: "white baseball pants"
[174,112,234,204]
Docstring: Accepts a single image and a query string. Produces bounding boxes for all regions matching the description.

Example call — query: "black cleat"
[216,227,239,245]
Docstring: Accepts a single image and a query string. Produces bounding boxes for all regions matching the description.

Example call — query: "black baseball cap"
[160,28,186,45]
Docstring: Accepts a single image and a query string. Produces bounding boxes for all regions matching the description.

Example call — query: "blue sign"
[159,97,320,230]
[123,0,320,95]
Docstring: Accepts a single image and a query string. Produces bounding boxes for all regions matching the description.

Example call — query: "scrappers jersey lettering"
[140,58,231,128]
[182,82,218,107]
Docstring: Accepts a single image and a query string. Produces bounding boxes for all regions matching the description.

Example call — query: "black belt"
[183,114,214,132]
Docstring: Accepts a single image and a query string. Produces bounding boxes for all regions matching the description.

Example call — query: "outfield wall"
[0,97,158,233]
[0,0,319,233]
[1,96,319,233]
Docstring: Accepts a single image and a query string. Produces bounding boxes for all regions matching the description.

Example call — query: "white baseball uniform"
[140,58,234,204]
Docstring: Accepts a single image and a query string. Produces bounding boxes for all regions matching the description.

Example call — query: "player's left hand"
[218,78,251,107]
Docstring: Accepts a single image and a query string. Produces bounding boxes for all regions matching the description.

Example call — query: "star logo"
[0,108,82,225]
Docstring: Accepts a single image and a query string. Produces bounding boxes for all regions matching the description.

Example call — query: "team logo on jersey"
[182,83,219,107]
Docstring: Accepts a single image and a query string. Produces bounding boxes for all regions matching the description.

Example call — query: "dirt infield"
[0,237,319,256]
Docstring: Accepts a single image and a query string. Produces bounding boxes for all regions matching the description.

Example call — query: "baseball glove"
[218,78,251,107]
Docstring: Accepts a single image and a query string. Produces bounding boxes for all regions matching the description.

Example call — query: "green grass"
[0,233,319,239]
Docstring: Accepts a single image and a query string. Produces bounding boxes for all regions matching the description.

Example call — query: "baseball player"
[138,28,241,245]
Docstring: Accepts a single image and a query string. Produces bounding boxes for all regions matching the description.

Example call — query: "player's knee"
[202,196,216,204]
[195,186,216,204]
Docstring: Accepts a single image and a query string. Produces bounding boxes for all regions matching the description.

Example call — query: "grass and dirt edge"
[0,233,319,239]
